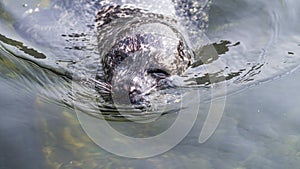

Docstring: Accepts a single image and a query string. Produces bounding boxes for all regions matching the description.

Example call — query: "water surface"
[0,0,300,168]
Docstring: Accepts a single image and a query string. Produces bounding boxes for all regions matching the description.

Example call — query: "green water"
[1,0,300,168]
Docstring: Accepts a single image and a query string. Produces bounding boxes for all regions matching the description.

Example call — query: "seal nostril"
[129,89,141,95]
[129,89,150,107]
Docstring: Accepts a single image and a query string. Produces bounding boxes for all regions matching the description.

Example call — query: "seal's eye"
[113,51,128,65]
[147,69,170,79]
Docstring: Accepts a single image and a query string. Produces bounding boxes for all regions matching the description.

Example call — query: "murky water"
[0,0,300,168]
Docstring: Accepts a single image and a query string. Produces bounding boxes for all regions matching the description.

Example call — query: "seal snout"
[128,69,175,107]
[129,89,150,107]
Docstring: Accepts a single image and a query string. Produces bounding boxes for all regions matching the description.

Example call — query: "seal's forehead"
[135,23,181,41]
[114,32,180,54]
[123,22,184,51]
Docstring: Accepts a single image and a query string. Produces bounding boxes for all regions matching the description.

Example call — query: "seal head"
[95,6,192,108]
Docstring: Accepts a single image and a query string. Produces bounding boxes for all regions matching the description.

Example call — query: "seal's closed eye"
[147,69,170,79]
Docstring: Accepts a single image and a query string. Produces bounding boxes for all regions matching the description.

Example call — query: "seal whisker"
[141,85,157,96]
[88,78,112,92]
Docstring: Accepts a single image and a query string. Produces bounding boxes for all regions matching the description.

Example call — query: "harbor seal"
[94,5,195,108]
[14,0,211,109]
